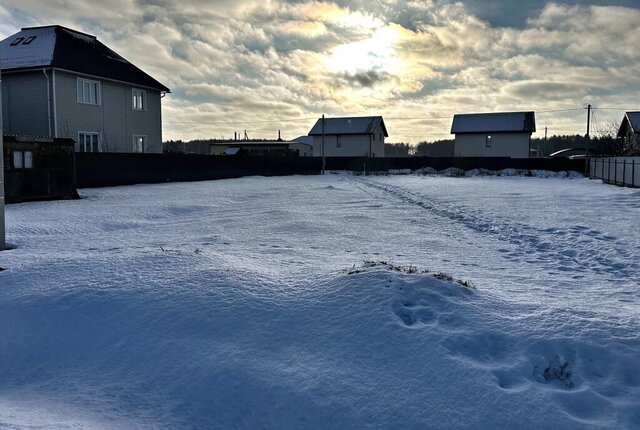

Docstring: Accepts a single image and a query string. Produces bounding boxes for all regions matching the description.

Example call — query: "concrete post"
[0,65,5,251]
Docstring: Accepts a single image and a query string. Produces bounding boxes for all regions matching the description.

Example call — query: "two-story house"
[450,111,536,158]
[0,25,170,153]
[308,116,387,157]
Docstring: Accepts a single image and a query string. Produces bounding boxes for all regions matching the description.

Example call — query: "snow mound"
[416,166,439,175]
[1,175,638,429]
[388,167,584,178]
[347,260,475,289]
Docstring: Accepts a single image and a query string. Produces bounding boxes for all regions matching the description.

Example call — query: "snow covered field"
[1,173,639,429]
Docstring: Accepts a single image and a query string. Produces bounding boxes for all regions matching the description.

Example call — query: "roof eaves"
[52,67,170,93]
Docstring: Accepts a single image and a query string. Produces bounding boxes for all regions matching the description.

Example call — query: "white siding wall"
[311,132,384,157]
[454,133,530,158]
[54,71,163,153]
[372,124,385,157]
[289,142,313,156]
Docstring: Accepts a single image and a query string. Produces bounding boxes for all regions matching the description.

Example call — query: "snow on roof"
[0,25,169,92]
[0,26,56,69]
[290,135,313,145]
[451,111,536,134]
[223,147,240,155]
[308,116,388,136]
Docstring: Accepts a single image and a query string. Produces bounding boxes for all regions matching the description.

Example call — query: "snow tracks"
[353,176,639,283]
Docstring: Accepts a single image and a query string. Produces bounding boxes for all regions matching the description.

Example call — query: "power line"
[591,107,637,111]
[164,116,317,125]
[535,108,584,113]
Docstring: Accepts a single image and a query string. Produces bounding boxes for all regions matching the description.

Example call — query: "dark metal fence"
[75,153,321,188]
[76,153,585,189]
[589,157,640,188]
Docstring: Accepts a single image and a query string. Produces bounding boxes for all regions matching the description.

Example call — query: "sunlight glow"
[325,26,402,75]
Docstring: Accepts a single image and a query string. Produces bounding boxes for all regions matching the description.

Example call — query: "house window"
[486,135,492,148]
[380,133,383,141]
[78,132,102,152]
[132,88,146,111]
[133,135,147,153]
[336,136,341,148]
[22,36,37,45]
[77,78,101,105]
[12,151,33,169]
[10,37,24,46]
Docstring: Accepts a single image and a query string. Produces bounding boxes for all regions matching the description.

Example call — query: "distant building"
[209,140,295,157]
[0,25,170,153]
[617,111,640,154]
[308,116,387,157]
[164,139,309,157]
[451,111,536,158]
[289,136,313,157]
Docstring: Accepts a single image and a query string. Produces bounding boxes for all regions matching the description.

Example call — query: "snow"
[0,27,56,70]
[1,173,639,429]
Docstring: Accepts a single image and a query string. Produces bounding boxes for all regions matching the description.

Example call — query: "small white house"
[289,136,313,157]
[451,111,536,158]
[308,116,387,157]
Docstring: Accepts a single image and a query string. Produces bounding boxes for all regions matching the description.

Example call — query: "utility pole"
[0,63,5,250]
[586,104,591,140]
[321,114,325,175]
[585,104,592,176]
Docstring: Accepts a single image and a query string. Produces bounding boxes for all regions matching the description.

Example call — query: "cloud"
[337,70,392,88]
[503,81,587,100]
[0,0,638,143]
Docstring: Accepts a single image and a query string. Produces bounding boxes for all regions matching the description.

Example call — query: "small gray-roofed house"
[617,111,640,136]
[617,111,640,155]
[451,111,536,158]
[1,25,170,153]
[308,116,388,157]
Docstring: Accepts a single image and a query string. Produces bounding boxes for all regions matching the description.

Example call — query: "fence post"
[623,159,626,187]
[608,158,611,183]
[633,160,636,188]
[601,158,604,180]
[614,159,617,185]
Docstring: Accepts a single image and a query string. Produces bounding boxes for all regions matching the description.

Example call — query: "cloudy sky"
[1,0,639,143]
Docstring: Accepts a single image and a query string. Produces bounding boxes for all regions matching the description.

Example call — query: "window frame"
[486,134,492,148]
[77,78,101,105]
[12,151,34,169]
[77,132,102,152]
[133,134,148,153]
[132,88,146,111]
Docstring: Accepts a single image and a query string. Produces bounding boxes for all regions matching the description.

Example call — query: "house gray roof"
[618,111,640,136]
[308,116,388,136]
[451,111,536,134]
[290,135,313,145]
[0,25,170,92]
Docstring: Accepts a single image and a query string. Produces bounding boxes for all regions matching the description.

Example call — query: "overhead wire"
[164,104,629,141]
